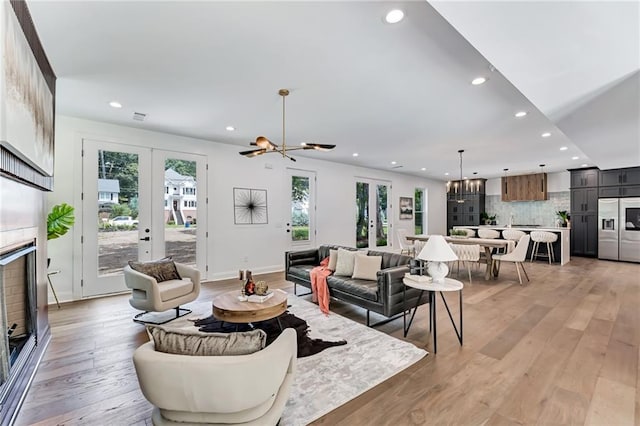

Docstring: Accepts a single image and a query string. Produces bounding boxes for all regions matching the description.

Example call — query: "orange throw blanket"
[310,257,332,315]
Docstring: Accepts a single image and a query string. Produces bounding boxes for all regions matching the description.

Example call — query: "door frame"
[355,177,392,249]
[81,140,208,298]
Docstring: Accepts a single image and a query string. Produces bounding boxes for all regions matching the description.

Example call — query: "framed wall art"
[0,1,56,190]
[399,197,413,220]
[233,188,268,224]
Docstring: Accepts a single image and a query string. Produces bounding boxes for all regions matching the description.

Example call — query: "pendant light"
[539,164,545,194]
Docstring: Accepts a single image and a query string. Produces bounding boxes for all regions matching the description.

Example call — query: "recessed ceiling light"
[471,77,487,86]
[541,132,551,138]
[421,167,426,171]
[225,126,235,131]
[109,101,122,108]
[444,172,449,176]
[572,156,579,160]
[385,9,404,24]
[391,161,397,165]
[581,164,588,167]
[353,153,359,157]
[514,111,527,118]
[560,146,568,151]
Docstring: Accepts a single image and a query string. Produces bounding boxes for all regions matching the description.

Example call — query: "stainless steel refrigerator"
[598,197,640,262]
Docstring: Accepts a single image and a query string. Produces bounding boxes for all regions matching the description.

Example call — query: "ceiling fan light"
[255,136,275,150]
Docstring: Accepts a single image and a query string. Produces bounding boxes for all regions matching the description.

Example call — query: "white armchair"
[133,328,297,425]
[124,262,200,324]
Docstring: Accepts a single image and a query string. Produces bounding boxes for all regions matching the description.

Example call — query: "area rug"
[173,295,427,425]
[193,312,348,357]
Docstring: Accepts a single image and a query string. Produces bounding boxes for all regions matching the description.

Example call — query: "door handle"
[140,237,150,241]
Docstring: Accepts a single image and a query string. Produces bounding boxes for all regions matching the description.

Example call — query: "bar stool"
[530,231,557,264]
[502,229,525,242]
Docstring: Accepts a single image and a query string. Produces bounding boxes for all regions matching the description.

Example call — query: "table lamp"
[417,235,458,283]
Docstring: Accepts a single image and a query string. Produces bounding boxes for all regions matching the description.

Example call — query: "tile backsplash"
[485,191,570,227]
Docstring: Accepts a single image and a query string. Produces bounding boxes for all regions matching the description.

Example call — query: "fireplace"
[0,242,38,393]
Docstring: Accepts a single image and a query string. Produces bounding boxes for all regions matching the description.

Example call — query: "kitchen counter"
[453,226,570,265]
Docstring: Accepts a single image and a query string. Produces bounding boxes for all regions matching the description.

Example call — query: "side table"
[403,276,463,354]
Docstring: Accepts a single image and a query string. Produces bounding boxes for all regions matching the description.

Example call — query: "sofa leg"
[366,310,370,327]
[366,311,405,328]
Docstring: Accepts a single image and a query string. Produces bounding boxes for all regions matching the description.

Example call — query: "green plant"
[47,203,75,240]
[480,212,489,221]
[556,210,569,223]
[450,229,467,237]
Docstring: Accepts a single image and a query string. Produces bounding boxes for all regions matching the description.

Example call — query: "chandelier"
[239,89,336,162]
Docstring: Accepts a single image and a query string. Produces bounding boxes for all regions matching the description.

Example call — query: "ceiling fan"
[239,89,336,162]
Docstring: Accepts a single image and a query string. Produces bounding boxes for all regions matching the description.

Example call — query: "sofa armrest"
[378,265,410,313]
[285,248,319,268]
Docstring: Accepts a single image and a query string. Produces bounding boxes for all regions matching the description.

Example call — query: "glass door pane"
[375,184,388,247]
[291,176,310,242]
[415,188,424,234]
[355,182,369,248]
[163,159,197,267]
[97,150,140,277]
[286,169,316,249]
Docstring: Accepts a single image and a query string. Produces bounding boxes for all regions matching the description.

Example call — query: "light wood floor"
[15,257,640,425]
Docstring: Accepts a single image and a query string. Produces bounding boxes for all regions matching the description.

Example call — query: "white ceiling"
[26,1,639,181]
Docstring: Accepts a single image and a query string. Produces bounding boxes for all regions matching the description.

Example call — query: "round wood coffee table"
[212,288,288,326]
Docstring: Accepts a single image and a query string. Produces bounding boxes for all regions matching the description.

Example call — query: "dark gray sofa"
[285,245,429,327]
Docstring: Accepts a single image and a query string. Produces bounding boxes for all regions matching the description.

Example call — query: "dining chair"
[491,234,531,285]
[449,244,480,283]
[396,229,416,256]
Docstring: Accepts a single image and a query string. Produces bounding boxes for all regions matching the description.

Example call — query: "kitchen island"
[453,226,571,265]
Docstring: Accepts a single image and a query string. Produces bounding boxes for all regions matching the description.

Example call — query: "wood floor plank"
[11,259,640,426]
[555,318,614,399]
[598,338,638,388]
[564,293,603,331]
[479,304,551,360]
[584,377,635,426]
[535,386,589,425]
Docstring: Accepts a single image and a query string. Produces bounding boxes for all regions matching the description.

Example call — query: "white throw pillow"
[352,254,382,281]
[334,248,357,277]
[328,249,339,271]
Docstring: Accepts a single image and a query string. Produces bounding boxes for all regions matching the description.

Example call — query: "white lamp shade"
[417,235,458,262]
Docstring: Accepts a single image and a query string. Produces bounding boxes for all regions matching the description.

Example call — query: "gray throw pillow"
[129,257,181,283]
[334,248,357,277]
[146,325,266,356]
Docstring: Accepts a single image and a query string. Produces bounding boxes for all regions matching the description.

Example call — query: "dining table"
[406,234,515,280]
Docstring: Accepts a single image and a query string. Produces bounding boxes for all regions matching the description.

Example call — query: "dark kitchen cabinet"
[570,168,599,188]
[571,214,598,257]
[446,178,486,229]
[599,167,640,187]
[571,188,598,214]
[569,168,599,257]
[599,185,640,198]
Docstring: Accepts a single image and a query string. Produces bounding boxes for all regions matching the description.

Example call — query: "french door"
[82,140,207,298]
[355,178,391,249]
[285,169,316,250]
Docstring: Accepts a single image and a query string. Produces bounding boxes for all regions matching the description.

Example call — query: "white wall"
[485,171,570,195]
[47,115,447,303]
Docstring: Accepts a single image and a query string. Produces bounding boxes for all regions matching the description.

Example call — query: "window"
[165,187,169,194]
[184,200,188,207]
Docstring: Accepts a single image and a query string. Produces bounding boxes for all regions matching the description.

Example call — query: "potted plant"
[489,214,497,225]
[480,212,489,225]
[47,203,75,267]
[556,210,569,227]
